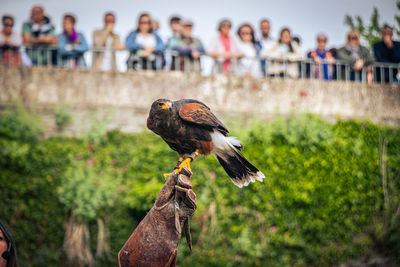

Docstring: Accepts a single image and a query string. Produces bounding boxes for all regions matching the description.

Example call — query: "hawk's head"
[151,99,173,112]
[147,99,174,132]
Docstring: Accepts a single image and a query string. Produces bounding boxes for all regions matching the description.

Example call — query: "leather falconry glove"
[118,167,197,267]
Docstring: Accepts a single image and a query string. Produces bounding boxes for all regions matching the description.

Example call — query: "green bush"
[54,107,72,132]
[0,109,399,266]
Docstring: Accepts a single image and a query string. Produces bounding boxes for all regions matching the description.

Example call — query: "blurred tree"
[344,1,400,48]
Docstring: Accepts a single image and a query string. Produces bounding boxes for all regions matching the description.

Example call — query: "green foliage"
[344,2,400,48]
[54,107,72,132]
[0,106,41,142]
[57,160,123,223]
[0,109,399,266]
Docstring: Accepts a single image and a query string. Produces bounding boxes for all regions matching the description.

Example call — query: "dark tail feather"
[214,146,265,188]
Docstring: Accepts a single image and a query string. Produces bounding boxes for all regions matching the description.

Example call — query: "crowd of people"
[1,5,400,83]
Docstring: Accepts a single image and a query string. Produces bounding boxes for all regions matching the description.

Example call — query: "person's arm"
[22,22,32,45]
[337,47,357,65]
[114,34,124,50]
[93,29,109,47]
[260,42,280,60]
[74,33,89,53]
[43,27,57,45]
[125,31,143,52]
[6,33,22,47]
[22,25,57,45]
[385,41,400,63]
[57,34,74,56]
[169,38,192,56]
[286,42,306,61]
[207,37,221,58]
[153,33,165,53]
[195,38,206,54]
[361,46,375,66]
[167,36,180,50]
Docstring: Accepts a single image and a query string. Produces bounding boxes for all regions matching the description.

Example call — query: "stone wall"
[0,65,399,134]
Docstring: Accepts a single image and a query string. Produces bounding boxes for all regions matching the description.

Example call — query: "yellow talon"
[164,173,172,179]
[176,158,192,173]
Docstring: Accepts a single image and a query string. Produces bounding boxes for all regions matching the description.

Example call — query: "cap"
[181,19,193,26]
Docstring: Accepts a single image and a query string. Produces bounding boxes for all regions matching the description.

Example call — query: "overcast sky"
[1,0,398,70]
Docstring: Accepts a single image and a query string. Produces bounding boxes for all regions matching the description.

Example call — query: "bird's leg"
[164,155,185,179]
[176,151,199,173]
[174,155,185,170]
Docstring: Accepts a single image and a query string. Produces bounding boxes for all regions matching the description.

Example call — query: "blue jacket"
[57,32,89,67]
[125,31,165,54]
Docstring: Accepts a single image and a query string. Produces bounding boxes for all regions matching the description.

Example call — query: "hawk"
[147,98,265,188]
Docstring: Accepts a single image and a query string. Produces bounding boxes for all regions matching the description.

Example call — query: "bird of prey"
[147,98,265,188]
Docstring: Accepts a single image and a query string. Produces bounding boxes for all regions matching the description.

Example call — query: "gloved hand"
[118,167,197,267]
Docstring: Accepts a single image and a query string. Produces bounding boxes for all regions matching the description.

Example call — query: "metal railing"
[0,45,399,84]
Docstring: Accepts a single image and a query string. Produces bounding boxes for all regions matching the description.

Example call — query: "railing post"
[300,60,305,79]
[361,67,366,84]
[310,61,315,80]
[389,66,394,84]
[345,64,350,82]
[37,48,42,66]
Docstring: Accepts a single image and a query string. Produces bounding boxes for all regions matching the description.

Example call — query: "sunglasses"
[349,36,358,41]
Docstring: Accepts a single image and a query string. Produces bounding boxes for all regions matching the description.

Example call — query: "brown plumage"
[147,98,265,188]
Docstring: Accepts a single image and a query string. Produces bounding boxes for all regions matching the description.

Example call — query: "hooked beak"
[161,102,172,111]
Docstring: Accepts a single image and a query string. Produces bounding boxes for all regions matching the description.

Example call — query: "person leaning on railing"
[236,23,262,78]
[258,18,274,76]
[125,13,165,71]
[260,27,305,78]
[307,33,336,80]
[373,24,400,83]
[207,19,244,75]
[337,30,374,84]
[92,12,124,71]
[22,5,57,66]
[57,14,89,68]
[0,15,22,66]
[167,19,205,72]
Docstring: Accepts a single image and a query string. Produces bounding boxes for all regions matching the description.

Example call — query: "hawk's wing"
[179,102,229,135]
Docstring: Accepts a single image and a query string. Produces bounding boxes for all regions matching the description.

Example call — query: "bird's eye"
[158,102,164,107]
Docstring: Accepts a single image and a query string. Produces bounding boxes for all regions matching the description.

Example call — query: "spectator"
[337,30,374,83]
[167,19,205,72]
[208,19,243,74]
[126,13,165,70]
[292,36,301,47]
[292,35,303,76]
[261,27,305,78]
[0,15,22,65]
[151,19,160,33]
[373,24,400,83]
[168,15,182,38]
[164,15,181,70]
[308,34,335,80]
[259,18,273,76]
[259,18,273,48]
[22,5,57,65]
[92,12,124,71]
[57,14,88,68]
[0,219,18,267]
[236,23,262,77]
